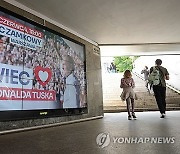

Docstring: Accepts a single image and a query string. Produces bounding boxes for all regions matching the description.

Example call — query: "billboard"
[0,7,87,120]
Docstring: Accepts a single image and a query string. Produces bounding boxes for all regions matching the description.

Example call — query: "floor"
[0,111,180,154]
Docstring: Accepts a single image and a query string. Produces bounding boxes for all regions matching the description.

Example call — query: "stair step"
[102,72,180,111]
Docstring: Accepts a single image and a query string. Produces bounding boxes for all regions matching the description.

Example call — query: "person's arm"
[165,69,169,80]
[147,70,150,75]
[120,78,123,88]
[149,67,153,74]
[120,78,128,88]
[131,78,135,88]
[165,75,169,80]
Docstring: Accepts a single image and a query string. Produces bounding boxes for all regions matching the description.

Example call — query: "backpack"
[148,66,160,86]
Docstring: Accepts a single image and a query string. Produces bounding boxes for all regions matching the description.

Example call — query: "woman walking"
[120,70,137,120]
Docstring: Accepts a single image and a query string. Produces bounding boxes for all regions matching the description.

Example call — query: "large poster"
[0,10,87,110]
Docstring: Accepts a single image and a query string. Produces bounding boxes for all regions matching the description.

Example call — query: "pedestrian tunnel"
[100,44,180,112]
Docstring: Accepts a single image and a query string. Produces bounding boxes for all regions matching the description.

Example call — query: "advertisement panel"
[0,8,87,116]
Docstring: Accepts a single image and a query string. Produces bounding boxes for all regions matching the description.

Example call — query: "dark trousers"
[153,85,166,114]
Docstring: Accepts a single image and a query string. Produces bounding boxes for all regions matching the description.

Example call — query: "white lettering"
[112,137,118,143]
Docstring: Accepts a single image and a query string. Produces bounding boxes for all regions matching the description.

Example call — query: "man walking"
[141,66,150,92]
[150,59,169,118]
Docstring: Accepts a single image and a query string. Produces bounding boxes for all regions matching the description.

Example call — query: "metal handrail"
[133,71,180,95]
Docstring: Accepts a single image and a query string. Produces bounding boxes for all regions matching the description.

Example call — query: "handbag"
[120,91,125,101]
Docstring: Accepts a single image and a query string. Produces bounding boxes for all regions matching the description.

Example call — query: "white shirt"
[63,73,79,108]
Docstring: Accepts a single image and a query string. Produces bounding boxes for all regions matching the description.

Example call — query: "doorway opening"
[100,44,180,112]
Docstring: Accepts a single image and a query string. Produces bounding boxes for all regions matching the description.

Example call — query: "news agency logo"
[96,133,175,148]
[96,133,111,148]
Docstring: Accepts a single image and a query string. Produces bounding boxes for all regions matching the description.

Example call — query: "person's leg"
[131,98,137,119]
[145,80,148,88]
[153,85,164,114]
[145,80,150,93]
[126,97,131,120]
[161,87,166,114]
[131,98,135,113]
[126,97,131,116]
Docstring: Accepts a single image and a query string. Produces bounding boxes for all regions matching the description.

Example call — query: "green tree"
[114,56,139,72]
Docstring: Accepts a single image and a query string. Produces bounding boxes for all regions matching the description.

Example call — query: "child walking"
[120,70,137,120]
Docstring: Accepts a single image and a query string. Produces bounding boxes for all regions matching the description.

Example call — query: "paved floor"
[0,111,180,154]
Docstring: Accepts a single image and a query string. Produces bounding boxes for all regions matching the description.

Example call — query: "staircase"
[103,72,180,112]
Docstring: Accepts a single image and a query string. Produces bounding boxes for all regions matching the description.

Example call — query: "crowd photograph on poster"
[0,9,87,113]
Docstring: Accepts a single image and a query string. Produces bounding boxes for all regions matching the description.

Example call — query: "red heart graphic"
[34,66,52,87]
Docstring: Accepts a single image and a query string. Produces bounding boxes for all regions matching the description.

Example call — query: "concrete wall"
[0,1,103,132]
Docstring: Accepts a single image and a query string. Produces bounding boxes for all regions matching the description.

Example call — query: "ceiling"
[6,0,180,45]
